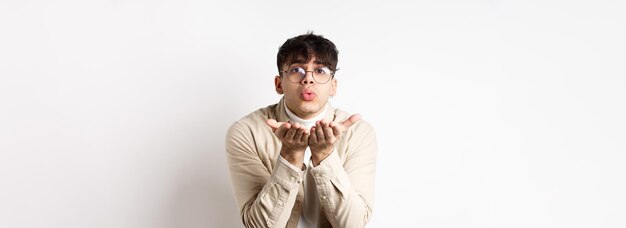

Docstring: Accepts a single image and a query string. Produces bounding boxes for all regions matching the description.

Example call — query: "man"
[226,32,377,228]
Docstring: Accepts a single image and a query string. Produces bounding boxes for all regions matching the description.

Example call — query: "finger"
[323,121,334,140]
[293,127,303,141]
[296,128,307,143]
[309,127,317,144]
[275,122,291,139]
[285,127,297,141]
[266,119,284,131]
[340,114,361,129]
[285,122,299,141]
[301,130,310,144]
[315,121,325,141]
[291,122,308,140]
[331,123,341,137]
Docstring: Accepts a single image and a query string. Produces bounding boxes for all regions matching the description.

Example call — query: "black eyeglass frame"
[279,66,338,84]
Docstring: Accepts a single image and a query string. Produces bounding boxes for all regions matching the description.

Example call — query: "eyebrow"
[288,65,330,70]
[288,59,329,67]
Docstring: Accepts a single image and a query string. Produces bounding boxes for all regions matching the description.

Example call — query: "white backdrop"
[1,0,625,227]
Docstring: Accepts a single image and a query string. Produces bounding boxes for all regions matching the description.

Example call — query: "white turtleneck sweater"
[283,102,327,228]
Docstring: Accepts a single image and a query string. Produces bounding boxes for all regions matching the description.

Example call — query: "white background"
[1,0,625,227]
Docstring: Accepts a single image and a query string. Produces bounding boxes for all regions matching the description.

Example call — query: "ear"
[274,75,283,95]
[330,78,337,96]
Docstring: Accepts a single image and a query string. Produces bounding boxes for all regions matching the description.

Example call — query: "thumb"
[266,119,282,129]
[340,114,361,129]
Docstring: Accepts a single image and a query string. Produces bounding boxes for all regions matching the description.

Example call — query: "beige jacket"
[226,98,377,228]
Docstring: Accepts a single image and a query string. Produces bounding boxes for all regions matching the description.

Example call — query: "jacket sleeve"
[309,121,378,228]
[225,121,305,228]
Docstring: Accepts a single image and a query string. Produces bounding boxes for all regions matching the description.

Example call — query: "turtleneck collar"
[284,102,328,129]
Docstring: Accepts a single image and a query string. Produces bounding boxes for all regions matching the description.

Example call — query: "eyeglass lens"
[285,67,332,84]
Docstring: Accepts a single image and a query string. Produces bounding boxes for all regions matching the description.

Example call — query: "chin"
[297,102,322,113]
[299,104,319,111]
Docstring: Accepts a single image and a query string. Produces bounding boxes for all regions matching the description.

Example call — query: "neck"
[284,103,327,129]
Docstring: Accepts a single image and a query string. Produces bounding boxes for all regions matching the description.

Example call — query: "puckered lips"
[300,89,316,101]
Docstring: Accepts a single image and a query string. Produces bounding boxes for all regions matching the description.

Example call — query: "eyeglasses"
[280,66,335,84]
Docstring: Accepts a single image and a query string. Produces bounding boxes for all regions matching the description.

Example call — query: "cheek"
[281,86,301,97]
[322,86,335,95]
[282,86,296,93]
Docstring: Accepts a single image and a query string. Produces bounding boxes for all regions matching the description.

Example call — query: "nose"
[300,71,315,84]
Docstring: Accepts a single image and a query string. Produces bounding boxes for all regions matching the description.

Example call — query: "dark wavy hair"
[276,32,339,73]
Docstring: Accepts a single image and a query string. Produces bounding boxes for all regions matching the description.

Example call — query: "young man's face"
[274,57,337,120]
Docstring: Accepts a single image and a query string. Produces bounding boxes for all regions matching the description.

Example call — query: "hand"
[266,119,310,168]
[309,114,361,166]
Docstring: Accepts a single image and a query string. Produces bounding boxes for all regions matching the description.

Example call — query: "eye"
[315,67,331,74]
[289,67,305,74]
